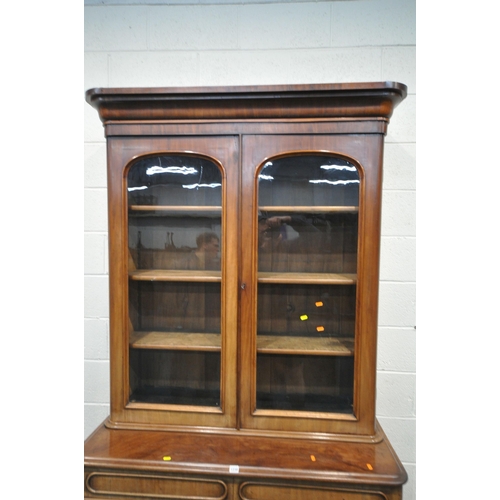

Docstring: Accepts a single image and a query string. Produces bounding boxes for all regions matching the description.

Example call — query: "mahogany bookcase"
[85,82,408,500]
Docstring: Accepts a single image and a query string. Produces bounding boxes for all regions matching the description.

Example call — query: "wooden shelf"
[130,331,353,356]
[130,331,221,351]
[129,270,354,284]
[258,272,356,285]
[259,206,358,213]
[129,269,221,282]
[257,335,354,356]
[129,205,356,215]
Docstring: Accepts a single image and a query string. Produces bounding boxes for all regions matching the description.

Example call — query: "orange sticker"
[366,463,373,470]
[316,326,325,332]
[315,301,324,307]
[310,455,316,462]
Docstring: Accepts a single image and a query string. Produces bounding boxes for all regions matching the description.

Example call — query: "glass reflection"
[128,155,222,206]
[256,354,354,413]
[175,231,220,270]
[257,284,355,338]
[128,214,221,271]
[257,211,358,274]
[128,155,223,272]
[258,156,359,207]
[130,350,221,406]
[257,155,359,275]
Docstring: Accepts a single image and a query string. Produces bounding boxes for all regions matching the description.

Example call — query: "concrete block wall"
[84,1,416,498]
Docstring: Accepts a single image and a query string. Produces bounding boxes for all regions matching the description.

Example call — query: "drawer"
[85,472,227,499]
[239,482,387,500]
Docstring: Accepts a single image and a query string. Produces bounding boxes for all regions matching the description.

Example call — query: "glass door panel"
[256,154,359,415]
[127,154,223,407]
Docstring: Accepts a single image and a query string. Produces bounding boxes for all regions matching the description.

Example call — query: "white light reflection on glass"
[182,183,222,190]
[259,161,274,181]
[146,166,198,176]
[128,186,148,192]
[320,164,357,172]
[309,179,360,186]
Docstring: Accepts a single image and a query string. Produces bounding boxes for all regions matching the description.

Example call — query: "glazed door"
[240,134,382,437]
[107,136,239,429]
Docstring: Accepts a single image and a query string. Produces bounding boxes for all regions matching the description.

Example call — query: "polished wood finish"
[106,135,239,431]
[129,269,222,282]
[85,421,404,481]
[85,82,406,122]
[85,422,405,499]
[258,272,357,284]
[85,83,407,499]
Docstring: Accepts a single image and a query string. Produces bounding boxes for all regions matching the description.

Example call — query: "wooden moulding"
[84,422,407,487]
[86,471,228,499]
[239,482,390,500]
[85,82,407,123]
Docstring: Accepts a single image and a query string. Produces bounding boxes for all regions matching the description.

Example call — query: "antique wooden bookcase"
[84,82,408,500]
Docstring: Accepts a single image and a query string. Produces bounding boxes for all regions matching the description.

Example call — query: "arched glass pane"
[257,155,359,274]
[128,154,222,207]
[127,154,223,407]
[256,154,359,414]
[128,155,222,272]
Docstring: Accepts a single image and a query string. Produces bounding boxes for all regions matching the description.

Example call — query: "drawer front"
[86,472,227,499]
[239,482,387,500]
